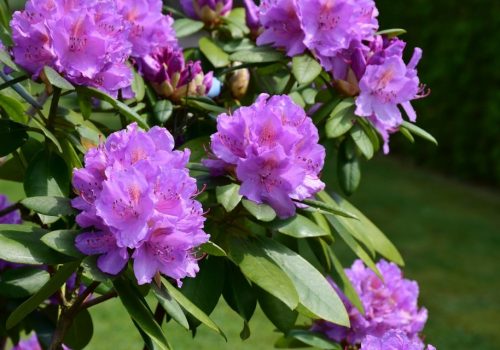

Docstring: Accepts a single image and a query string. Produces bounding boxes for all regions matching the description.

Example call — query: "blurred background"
[1,0,499,349]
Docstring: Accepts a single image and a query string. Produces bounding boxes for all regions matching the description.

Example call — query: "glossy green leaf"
[64,309,93,350]
[0,267,50,298]
[0,93,27,123]
[401,121,438,145]
[151,284,189,330]
[24,150,70,198]
[6,261,80,329]
[299,198,358,219]
[0,224,69,265]
[312,98,339,124]
[41,230,83,258]
[43,66,74,90]
[256,286,298,333]
[21,196,75,216]
[350,124,374,159]
[76,87,92,119]
[184,97,227,114]
[376,28,407,37]
[31,118,63,153]
[269,214,329,238]
[113,277,170,350]
[223,8,250,38]
[337,140,361,196]
[287,330,342,350]
[226,237,299,310]
[258,238,349,326]
[0,120,29,157]
[0,50,20,71]
[229,47,285,63]
[325,100,355,138]
[292,54,322,85]
[179,136,210,163]
[200,241,227,257]
[154,100,173,124]
[216,183,243,212]
[199,37,230,68]
[173,18,205,38]
[242,200,276,222]
[222,263,257,326]
[131,70,145,101]
[163,278,226,339]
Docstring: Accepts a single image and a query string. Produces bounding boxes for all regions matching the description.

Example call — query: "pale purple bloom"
[242,0,260,32]
[205,94,325,218]
[72,123,209,285]
[313,259,428,345]
[137,47,213,101]
[257,0,306,56]
[117,0,178,58]
[298,0,378,70]
[10,0,133,96]
[361,330,436,350]
[181,0,233,24]
[354,37,425,153]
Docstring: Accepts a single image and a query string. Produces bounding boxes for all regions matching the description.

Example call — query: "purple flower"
[242,0,260,32]
[0,194,22,225]
[10,0,133,96]
[72,123,209,285]
[361,330,436,350]
[137,47,213,101]
[257,0,306,56]
[354,37,425,153]
[298,0,378,70]
[313,259,428,345]
[117,0,178,57]
[10,333,71,350]
[204,94,325,218]
[181,0,233,25]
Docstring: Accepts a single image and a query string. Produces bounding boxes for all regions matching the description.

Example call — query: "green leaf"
[229,47,285,64]
[242,200,276,222]
[64,309,93,350]
[24,150,70,198]
[199,37,230,68]
[350,124,374,159]
[0,267,50,298]
[401,121,438,146]
[82,87,149,129]
[76,87,92,119]
[226,236,299,310]
[0,50,20,71]
[216,183,243,212]
[299,198,358,219]
[328,250,364,313]
[173,18,205,38]
[154,100,173,124]
[113,277,170,350]
[163,278,226,339]
[179,136,210,163]
[325,100,355,138]
[0,224,69,265]
[0,93,27,123]
[21,196,75,216]
[151,284,190,330]
[184,97,227,114]
[223,8,250,38]
[256,286,298,332]
[258,238,349,326]
[222,263,257,325]
[287,330,342,350]
[41,230,83,258]
[199,241,227,257]
[376,28,407,37]
[337,139,361,196]
[6,261,80,329]
[43,66,74,90]
[0,119,29,157]
[269,214,329,238]
[312,98,339,125]
[292,54,322,85]
[31,118,63,153]
[131,70,145,101]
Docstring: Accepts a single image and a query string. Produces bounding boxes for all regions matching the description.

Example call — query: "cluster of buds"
[181,0,233,27]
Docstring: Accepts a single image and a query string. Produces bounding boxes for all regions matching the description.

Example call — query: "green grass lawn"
[3,156,499,349]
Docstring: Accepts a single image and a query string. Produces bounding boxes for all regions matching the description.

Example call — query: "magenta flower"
[72,123,209,285]
[257,0,306,56]
[354,37,425,153]
[204,94,325,218]
[117,0,178,58]
[298,0,378,70]
[10,333,71,350]
[137,47,213,101]
[181,0,233,25]
[10,0,133,96]
[312,259,428,345]
[361,330,436,350]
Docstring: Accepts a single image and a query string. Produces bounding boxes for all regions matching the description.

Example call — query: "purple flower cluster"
[313,260,429,345]
[257,0,378,61]
[204,94,325,218]
[181,0,233,25]
[72,123,209,285]
[137,47,213,102]
[361,330,435,350]
[11,0,133,97]
[10,333,70,350]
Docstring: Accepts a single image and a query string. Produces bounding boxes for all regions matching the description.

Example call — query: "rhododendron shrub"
[0,0,437,349]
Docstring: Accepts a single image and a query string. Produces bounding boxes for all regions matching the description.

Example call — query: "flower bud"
[227,64,250,100]
[181,0,233,26]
